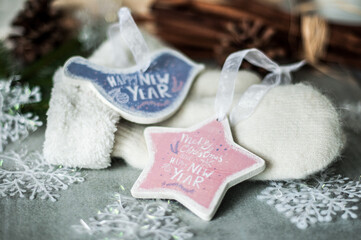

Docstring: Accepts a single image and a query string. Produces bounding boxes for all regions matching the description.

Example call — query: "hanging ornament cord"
[215,48,305,126]
[107,7,151,72]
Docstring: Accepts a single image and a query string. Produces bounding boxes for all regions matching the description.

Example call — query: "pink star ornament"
[131,118,265,220]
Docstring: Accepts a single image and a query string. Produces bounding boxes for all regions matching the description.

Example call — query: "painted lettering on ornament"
[179,133,223,162]
[162,134,226,193]
[169,165,214,190]
[161,181,195,193]
[106,73,172,101]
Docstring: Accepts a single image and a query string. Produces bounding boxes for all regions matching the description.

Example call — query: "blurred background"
[0,0,360,118]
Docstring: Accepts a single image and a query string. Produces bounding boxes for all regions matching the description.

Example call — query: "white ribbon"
[107,7,151,72]
[215,48,305,126]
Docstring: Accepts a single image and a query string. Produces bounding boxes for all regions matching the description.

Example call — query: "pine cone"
[7,0,75,64]
[215,19,289,66]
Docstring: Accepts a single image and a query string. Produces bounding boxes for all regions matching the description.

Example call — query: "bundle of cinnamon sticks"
[139,0,361,68]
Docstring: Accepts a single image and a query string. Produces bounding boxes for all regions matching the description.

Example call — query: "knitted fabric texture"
[43,69,120,168]
[235,83,345,180]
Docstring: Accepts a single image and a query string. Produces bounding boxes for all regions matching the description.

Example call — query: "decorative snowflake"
[73,192,193,240]
[257,169,361,229]
[341,101,361,133]
[0,77,42,151]
[0,149,84,202]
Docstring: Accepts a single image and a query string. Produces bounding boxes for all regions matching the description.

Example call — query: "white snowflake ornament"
[0,77,42,151]
[74,192,193,240]
[0,149,84,202]
[257,169,361,229]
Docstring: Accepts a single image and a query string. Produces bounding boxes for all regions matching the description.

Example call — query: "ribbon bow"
[215,48,305,125]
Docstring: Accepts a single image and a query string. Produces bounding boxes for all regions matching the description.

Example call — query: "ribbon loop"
[108,7,150,72]
[107,23,129,68]
[118,7,150,72]
[274,61,306,84]
[215,48,305,125]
